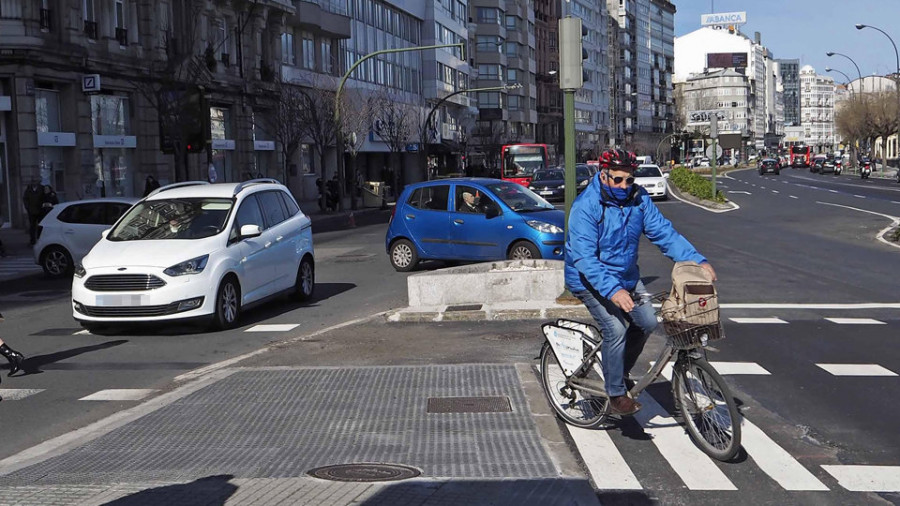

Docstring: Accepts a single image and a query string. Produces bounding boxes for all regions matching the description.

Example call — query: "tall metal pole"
[563,90,576,227]
[856,24,900,173]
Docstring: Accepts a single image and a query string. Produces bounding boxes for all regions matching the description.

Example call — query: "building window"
[505,15,517,30]
[505,42,517,58]
[476,92,503,108]
[476,35,502,52]
[83,0,95,21]
[302,32,315,70]
[35,89,61,133]
[477,65,502,80]
[321,40,332,73]
[508,95,521,110]
[476,7,501,24]
[507,69,517,83]
[281,33,295,65]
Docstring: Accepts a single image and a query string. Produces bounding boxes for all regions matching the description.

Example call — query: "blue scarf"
[602,182,631,205]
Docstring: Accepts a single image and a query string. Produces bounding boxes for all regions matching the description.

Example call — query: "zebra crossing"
[0,255,41,281]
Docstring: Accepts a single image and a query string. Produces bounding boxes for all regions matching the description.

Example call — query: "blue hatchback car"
[386,178,566,271]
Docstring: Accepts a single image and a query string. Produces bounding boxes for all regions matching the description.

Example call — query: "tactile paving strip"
[0,365,556,485]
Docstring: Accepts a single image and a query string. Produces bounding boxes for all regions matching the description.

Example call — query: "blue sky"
[674,0,900,80]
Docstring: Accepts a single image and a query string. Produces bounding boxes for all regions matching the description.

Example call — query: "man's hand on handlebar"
[611,289,635,312]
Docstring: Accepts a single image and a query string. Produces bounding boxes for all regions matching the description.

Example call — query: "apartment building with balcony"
[799,65,835,153]
[569,0,611,161]
[0,0,294,226]
[776,58,800,126]
[467,0,537,173]
[608,0,675,154]
[534,0,562,163]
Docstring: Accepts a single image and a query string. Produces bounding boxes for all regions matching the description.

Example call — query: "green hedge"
[669,166,726,203]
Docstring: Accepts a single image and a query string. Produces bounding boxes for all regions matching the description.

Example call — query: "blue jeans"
[572,281,658,397]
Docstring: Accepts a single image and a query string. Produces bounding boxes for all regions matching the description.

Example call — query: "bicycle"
[538,292,742,461]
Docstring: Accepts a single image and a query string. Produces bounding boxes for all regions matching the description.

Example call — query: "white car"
[34,198,138,277]
[634,164,669,200]
[71,180,315,331]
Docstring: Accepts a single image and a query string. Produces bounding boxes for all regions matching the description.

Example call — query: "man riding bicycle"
[565,149,717,416]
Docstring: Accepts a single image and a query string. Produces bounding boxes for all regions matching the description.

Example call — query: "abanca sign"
[700,12,747,27]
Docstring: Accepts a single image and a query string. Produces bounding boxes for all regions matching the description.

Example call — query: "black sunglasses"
[603,172,635,185]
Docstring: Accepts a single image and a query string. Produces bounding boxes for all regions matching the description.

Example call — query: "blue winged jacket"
[564,175,706,297]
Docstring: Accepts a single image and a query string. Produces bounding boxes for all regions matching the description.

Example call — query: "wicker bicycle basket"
[659,296,724,349]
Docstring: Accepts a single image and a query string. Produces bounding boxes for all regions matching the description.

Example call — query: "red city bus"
[790,145,811,168]
[501,143,549,186]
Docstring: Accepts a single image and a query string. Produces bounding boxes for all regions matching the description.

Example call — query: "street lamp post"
[827,51,866,167]
[856,23,900,173]
[422,84,522,180]
[333,42,465,209]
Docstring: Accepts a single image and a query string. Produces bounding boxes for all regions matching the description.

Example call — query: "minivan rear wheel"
[390,239,419,272]
[295,256,315,301]
[508,241,541,260]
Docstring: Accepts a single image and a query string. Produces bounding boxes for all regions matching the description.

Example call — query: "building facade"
[799,65,835,153]
[776,58,800,126]
[0,0,296,227]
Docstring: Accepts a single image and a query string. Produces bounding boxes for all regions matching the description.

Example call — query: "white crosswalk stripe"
[825,317,886,325]
[0,389,45,401]
[245,324,300,332]
[729,317,789,324]
[79,389,158,401]
[740,418,829,490]
[0,256,41,281]
[823,465,900,492]
[566,426,642,490]
[816,363,897,376]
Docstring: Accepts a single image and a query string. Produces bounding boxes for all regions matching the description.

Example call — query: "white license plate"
[539,191,554,195]
[95,294,146,306]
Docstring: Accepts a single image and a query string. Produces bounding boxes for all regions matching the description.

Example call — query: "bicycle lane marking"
[566,426,642,490]
[633,392,737,490]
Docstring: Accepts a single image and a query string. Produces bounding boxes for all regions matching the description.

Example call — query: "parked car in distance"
[71,180,315,332]
[528,164,593,202]
[34,198,138,277]
[386,178,565,271]
[634,164,669,200]
[758,158,780,176]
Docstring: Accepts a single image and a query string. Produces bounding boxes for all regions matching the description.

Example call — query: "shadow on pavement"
[358,477,598,506]
[11,340,128,376]
[102,474,236,506]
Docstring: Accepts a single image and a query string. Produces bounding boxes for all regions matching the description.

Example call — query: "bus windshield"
[503,146,547,177]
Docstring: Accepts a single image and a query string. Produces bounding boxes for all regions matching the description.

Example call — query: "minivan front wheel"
[390,239,419,272]
[508,241,541,260]
[212,276,241,330]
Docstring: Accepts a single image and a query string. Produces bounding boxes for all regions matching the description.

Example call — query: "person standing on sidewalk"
[23,178,44,246]
[40,185,59,219]
[564,149,716,416]
[0,313,26,382]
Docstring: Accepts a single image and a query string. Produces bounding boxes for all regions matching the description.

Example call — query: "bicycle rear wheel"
[539,343,610,428]
[672,357,742,461]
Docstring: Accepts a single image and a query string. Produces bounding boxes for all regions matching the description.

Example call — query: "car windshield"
[533,169,564,181]
[484,182,555,212]
[108,198,234,241]
[634,166,662,177]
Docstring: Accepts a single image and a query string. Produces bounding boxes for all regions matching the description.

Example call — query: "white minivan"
[71,180,315,331]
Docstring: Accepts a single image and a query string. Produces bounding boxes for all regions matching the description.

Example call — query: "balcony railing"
[115,27,127,46]
[84,20,98,40]
[39,8,51,30]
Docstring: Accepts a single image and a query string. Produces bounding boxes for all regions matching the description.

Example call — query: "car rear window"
[407,185,450,211]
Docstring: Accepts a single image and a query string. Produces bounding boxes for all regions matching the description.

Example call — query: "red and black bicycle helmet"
[598,149,638,169]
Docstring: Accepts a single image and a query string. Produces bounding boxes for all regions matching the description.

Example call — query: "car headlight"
[527,220,564,234]
[657,181,665,188]
[164,255,209,276]
[579,179,588,186]
[74,263,86,278]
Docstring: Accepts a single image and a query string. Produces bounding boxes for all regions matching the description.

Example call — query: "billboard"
[701,11,747,27]
[707,52,748,69]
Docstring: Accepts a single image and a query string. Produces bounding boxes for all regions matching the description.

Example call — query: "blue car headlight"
[526,220,564,234]
[164,255,209,276]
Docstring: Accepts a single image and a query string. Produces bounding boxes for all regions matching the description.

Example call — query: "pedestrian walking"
[40,185,59,219]
[143,175,161,197]
[23,178,43,245]
[0,313,26,382]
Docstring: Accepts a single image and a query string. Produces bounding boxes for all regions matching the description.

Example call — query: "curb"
[386,304,590,322]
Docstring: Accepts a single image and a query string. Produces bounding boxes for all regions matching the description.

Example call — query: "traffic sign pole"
[709,115,718,201]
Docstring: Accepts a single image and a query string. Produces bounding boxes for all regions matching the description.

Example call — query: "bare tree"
[131,0,261,182]
[337,88,376,209]
[296,76,338,210]
[257,80,307,188]
[836,93,874,167]
[371,91,418,196]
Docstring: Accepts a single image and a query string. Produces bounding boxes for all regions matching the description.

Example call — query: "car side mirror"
[485,204,500,219]
[663,173,669,179]
[240,224,262,239]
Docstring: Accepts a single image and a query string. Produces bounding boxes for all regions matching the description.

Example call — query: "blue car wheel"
[390,239,419,272]
[508,241,540,260]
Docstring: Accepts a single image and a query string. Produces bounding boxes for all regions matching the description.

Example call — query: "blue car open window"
[408,185,450,211]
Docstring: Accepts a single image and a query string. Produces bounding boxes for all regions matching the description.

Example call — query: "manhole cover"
[308,463,421,482]
[427,396,512,413]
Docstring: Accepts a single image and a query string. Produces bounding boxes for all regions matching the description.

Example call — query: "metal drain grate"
[308,463,420,482]
[445,304,483,312]
[427,396,512,413]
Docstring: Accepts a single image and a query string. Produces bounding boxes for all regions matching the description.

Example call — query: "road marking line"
[709,362,771,375]
[742,419,830,490]
[729,317,789,324]
[727,191,751,194]
[824,317,886,325]
[73,330,91,335]
[815,364,897,376]
[822,465,900,492]
[0,389,45,401]
[245,324,300,332]
[634,393,737,490]
[829,189,839,193]
[79,389,158,401]
[772,190,779,194]
[816,201,900,250]
[892,201,900,204]
[722,302,900,309]
[790,195,799,199]
[567,426,642,490]
[854,195,866,198]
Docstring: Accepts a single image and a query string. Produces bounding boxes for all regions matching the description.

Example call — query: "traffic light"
[183,86,208,153]
[558,17,588,90]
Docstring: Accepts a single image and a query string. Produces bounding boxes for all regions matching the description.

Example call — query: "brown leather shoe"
[609,395,642,416]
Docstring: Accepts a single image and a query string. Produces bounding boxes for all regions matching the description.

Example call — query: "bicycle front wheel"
[672,357,742,461]
[539,343,610,429]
